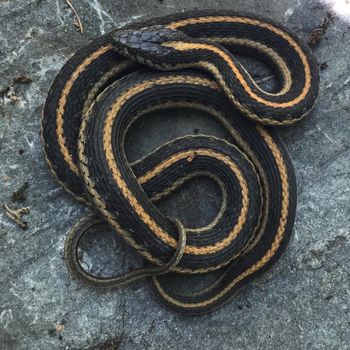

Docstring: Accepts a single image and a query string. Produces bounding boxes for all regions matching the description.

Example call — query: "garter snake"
[41,10,319,315]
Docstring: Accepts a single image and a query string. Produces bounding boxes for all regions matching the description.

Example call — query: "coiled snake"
[42,10,319,315]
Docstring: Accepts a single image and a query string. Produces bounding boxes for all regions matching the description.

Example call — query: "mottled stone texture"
[0,0,349,349]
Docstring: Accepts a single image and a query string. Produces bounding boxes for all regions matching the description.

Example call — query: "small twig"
[255,75,276,84]
[3,203,30,230]
[65,0,84,34]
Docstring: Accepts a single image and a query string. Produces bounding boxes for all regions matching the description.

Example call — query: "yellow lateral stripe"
[56,45,112,175]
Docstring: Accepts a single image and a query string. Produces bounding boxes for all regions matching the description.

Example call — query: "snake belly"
[41,10,319,315]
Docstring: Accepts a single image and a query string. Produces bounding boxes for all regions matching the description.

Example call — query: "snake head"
[110,25,186,69]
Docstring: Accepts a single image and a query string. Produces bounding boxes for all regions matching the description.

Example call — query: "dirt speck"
[12,182,29,202]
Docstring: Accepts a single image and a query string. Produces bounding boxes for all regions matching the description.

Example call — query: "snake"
[41,10,319,315]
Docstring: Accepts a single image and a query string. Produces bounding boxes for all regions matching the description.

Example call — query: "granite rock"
[0,0,349,349]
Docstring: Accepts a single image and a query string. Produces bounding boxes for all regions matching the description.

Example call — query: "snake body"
[42,10,319,315]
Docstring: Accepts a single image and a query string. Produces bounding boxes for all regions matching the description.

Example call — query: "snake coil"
[42,10,319,315]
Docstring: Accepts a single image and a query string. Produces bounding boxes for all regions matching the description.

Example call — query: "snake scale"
[42,10,319,315]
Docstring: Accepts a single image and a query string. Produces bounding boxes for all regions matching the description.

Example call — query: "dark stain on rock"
[310,235,347,258]
[12,182,29,202]
[326,235,347,250]
[319,62,328,70]
[307,12,334,48]
[84,337,123,350]
[13,75,32,85]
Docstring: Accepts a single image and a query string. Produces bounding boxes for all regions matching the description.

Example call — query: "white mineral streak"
[87,0,117,34]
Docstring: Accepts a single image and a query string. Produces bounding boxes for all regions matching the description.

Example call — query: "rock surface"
[0,0,349,349]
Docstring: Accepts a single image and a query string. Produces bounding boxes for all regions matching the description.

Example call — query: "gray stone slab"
[0,0,349,349]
